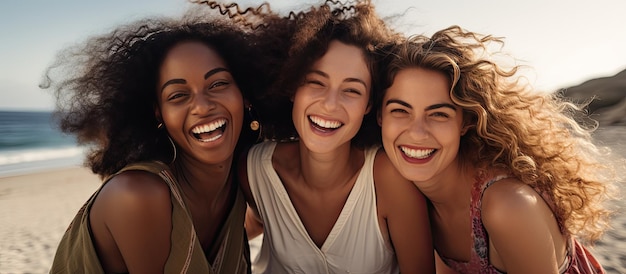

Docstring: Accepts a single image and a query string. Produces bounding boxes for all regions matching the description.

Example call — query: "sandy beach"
[1,126,625,273]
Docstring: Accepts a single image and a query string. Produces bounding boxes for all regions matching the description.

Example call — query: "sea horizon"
[0,110,87,178]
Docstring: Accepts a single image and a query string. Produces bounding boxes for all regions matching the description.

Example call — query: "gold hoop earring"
[166,135,177,164]
[157,121,176,164]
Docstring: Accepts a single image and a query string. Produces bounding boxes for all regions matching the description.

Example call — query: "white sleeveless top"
[247,141,398,274]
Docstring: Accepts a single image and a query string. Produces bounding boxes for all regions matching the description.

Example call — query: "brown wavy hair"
[197,0,404,146]
[378,25,622,243]
[40,8,270,177]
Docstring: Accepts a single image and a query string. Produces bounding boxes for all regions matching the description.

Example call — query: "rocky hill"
[561,68,626,126]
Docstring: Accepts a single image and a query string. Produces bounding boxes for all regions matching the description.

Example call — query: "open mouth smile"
[399,146,436,159]
[309,115,343,133]
[191,119,227,142]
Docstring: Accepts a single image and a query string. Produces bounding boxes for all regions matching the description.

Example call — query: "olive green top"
[49,161,249,274]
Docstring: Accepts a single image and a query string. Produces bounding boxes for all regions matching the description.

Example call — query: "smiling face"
[380,67,465,183]
[292,40,371,153]
[156,41,243,165]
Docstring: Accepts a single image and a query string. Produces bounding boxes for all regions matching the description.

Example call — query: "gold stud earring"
[250,120,260,131]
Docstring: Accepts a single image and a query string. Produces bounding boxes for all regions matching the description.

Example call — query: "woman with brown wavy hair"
[377,25,622,273]
[197,0,435,273]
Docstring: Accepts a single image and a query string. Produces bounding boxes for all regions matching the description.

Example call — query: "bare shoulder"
[374,148,434,272]
[90,170,173,272]
[373,148,408,185]
[481,177,549,229]
[480,177,567,272]
[373,148,426,211]
[93,170,172,217]
[90,170,173,242]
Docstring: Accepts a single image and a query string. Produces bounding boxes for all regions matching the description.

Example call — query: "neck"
[171,154,234,201]
[298,141,363,191]
[418,162,474,213]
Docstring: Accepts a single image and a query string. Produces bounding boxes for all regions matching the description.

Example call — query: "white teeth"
[310,116,342,129]
[200,134,222,142]
[400,146,435,159]
[192,119,226,134]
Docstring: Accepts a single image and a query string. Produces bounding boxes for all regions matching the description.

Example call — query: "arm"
[237,146,264,239]
[374,150,435,274]
[435,250,459,274]
[89,171,172,274]
[245,205,264,239]
[481,178,565,274]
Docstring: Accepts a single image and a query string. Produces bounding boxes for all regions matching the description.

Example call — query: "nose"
[320,89,338,111]
[407,118,429,140]
[191,93,216,115]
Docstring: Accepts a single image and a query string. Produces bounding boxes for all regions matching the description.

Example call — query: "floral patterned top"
[438,174,605,274]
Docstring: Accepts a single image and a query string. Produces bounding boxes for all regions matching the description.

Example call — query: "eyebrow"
[205,67,229,79]
[426,103,457,111]
[385,99,457,111]
[160,67,230,93]
[386,99,412,108]
[309,70,368,89]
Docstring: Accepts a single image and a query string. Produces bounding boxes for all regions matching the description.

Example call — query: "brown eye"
[432,112,449,118]
[344,88,362,96]
[306,79,324,87]
[167,91,188,101]
[390,108,408,114]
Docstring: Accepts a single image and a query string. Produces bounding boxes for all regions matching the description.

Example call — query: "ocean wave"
[0,146,86,166]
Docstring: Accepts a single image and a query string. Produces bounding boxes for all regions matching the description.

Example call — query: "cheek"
[160,106,183,128]
[436,124,462,146]
[229,99,245,126]
[291,96,307,121]
[380,120,399,146]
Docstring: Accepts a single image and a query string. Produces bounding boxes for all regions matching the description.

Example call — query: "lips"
[399,146,436,159]
[191,119,226,142]
[309,115,343,133]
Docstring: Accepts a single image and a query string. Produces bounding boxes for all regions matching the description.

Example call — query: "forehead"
[385,67,451,102]
[311,41,370,78]
[160,41,227,72]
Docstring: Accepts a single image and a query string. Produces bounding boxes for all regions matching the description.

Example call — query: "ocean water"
[0,110,86,177]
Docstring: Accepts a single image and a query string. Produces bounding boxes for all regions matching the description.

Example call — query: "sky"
[1,0,625,111]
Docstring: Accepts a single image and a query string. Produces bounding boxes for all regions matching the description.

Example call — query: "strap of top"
[479,174,510,200]
[106,161,210,273]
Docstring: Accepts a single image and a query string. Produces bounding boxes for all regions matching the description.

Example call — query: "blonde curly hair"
[379,25,621,244]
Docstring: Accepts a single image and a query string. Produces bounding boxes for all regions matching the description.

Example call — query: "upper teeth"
[400,146,435,159]
[192,119,226,134]
[310,116,341,129]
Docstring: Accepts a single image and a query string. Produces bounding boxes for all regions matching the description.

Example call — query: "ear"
[377,110,382,127]
[460,125,471,136]
[364,103,372,115]
[154,105,163,123]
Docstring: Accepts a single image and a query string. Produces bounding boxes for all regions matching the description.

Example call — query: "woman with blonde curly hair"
[377,25,620,273]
